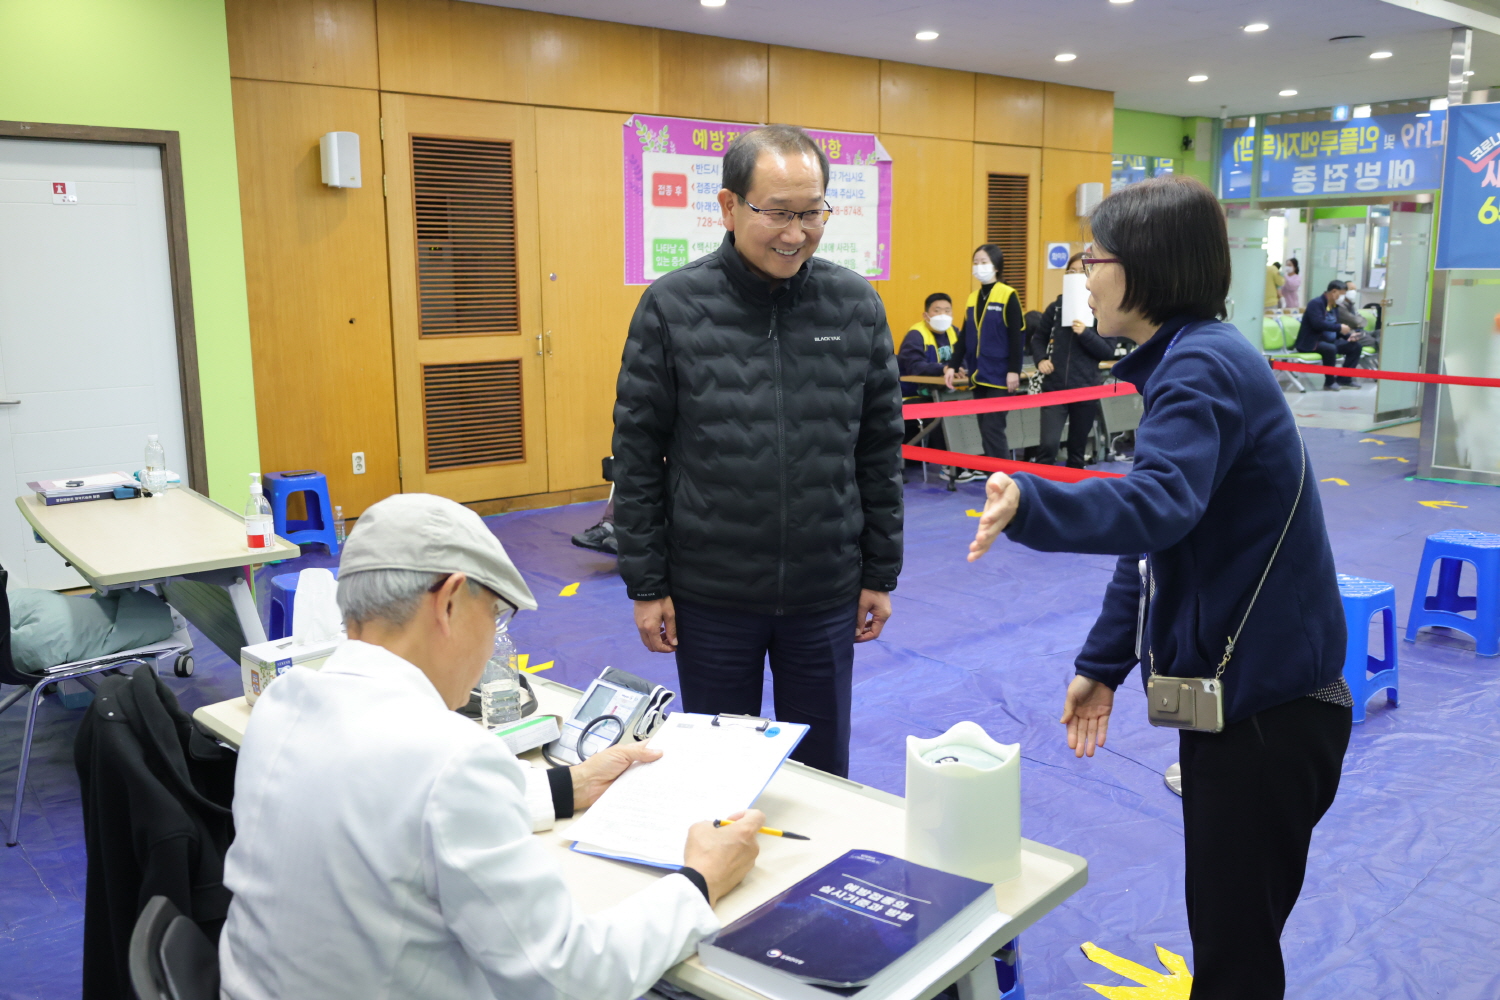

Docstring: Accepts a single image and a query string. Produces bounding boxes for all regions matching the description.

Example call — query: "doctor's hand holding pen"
[966,471,1117,758]
[686,809,765,905]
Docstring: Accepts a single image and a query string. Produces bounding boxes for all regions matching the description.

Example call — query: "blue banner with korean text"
[1436,103,1500,269]
[1221,111,1446,199]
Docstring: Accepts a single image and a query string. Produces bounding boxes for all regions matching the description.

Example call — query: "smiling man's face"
[718,149,826,284]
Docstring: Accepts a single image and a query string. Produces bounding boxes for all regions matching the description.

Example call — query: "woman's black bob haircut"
[974,244,1005,274]
[1087,176,1230,325]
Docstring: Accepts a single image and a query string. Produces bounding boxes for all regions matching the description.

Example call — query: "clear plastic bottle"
[333,505,346,545]
[245,473,274,550]
[143,434,167,496]
[480,623,523,728]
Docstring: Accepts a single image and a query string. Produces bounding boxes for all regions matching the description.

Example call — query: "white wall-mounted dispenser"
[1076,182,1103,217]
[905,721,1021,885]
[320,131,361,188]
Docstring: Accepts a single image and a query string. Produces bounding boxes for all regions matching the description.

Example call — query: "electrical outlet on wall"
[352,451,366,475]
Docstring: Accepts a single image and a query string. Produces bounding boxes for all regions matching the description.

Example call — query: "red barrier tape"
[1272,362,1500,389]
[902,381,1138,419]
[903,445,1125,482]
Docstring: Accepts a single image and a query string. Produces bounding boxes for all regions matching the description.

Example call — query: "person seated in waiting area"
[219,493,763,1000]
[1294,280,1363,391]
[899,293,981,483]
[1030,253,1117,467]
[1335,286,1378,352]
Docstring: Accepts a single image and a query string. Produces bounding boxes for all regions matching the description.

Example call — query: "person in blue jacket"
[942,244,1025,457]
[1294,280,1361,390]
[967,177,1351,1000]
[898,292,958,463]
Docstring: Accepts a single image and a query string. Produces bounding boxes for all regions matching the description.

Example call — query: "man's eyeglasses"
[427,573,519,630]
[1080,256,1121,275]
[745,200,833,230]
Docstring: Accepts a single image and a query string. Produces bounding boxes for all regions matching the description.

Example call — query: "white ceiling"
[477,0,1500,118]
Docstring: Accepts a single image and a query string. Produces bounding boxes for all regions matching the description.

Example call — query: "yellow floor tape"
[1080,941,1192,998]
[559,582,580,596]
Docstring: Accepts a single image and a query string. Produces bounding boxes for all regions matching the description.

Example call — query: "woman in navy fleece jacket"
[968,177,1351,1000]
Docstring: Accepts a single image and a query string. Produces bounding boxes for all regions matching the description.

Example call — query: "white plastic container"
[241,636,341,705]
[904,721,1021,885]
[245,473,273,550]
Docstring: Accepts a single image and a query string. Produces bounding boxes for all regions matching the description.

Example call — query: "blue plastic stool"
[1405,529,1500,656]
[1337,574,1398,723]
[264,470,339,555]
[268,568,340,641]
[939,937,1022,999]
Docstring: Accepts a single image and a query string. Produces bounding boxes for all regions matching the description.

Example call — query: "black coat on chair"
[74,664,236,1000]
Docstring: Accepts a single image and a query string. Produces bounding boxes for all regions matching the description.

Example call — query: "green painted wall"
[0,0,258,509]
[1113,108,1214,187]
[1312,206,1369,219]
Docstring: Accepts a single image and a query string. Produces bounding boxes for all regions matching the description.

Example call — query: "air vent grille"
[422,360,524,470]
[985,173,1030,305]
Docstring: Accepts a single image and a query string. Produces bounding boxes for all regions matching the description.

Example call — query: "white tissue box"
[241,636,342,706]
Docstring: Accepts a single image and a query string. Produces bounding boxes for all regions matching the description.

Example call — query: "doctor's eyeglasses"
[744,200,833,230]
[1080,256,1121,275]
[494,600,518,632]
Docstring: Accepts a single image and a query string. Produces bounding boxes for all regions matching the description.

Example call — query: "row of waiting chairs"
[1261,309,1379,392]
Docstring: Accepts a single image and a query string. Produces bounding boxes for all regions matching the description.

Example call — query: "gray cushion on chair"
[9,588,175,674]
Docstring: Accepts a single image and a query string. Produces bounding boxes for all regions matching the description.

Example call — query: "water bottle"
[143,435,167,496]
[333,505,346,545]
[245,473,274,550]
[481,624,523,728]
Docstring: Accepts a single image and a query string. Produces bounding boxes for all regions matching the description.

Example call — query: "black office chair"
[128,896,220,1000]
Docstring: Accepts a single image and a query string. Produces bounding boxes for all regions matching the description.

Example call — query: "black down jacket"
[613,234,904,615]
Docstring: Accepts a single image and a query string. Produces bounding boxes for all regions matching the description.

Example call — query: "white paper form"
[565,713,808,868]
[1061,271,1094,327]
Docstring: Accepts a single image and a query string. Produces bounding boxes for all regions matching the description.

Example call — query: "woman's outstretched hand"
[1060,675,1114,758]
[968,473,1020,562]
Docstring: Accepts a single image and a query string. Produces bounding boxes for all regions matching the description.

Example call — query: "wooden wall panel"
[231,79,399,516]
[375,0,530,104]
[658,31,768,124]
[525,10,658,113]
[975,75,1043,148]
[1043,83,1115,153]
[880,62,975,141]
[227,0,379,89]
[1039,147,1111,304]
[972,144,1042,312]
[536,108,646,492]
[877,134,974,345]
[767,46,879,132]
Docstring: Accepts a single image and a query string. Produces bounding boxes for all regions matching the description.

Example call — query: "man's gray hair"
[337,569,485,627]
[721,124,829,199]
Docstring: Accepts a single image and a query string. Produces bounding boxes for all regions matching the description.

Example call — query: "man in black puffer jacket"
[613,125,904,777]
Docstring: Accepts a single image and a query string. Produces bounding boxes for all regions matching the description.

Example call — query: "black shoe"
[570,520,617,555]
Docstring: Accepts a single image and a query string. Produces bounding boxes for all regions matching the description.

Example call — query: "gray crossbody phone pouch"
[1142,437,1307,733]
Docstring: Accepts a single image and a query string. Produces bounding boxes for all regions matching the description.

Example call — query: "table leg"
[955,955,999,1000]
[228,575,268,646]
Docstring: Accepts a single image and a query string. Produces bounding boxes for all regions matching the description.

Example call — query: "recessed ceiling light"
[1370,50,1393,59]
[915,30,939,40]
[1417,112,1431,118]
[1244,22,1269,32]
[1279,89,1298,97]
[700,0,725,6]
[1055,53,1077,62]
[1109,0,1134,4]
[1188,75,1208,83]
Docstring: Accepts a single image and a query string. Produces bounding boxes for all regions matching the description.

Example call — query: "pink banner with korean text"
[622,114,892,285]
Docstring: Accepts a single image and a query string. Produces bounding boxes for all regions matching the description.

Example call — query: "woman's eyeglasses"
[1079,256,1121,275]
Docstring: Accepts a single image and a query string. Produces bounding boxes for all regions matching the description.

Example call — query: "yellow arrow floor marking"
[1320,477,1349,486]
[1371,456,1410,463]
[966,509,982,517]
[559,582,580,596]
[1360,438,1386,444]
[1081,942,1192,999]
[1419,500,1469,509]
[520,659,554,673]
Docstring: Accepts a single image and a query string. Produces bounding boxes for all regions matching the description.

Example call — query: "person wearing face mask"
[898,292,961,461]
[1279,257,1302,310]
[942,245,1025,458]
[966,177,1350,1000]
[1031,253,1116,467]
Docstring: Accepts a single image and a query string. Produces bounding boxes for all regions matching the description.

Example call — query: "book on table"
[697,849,1002,1000]
[29,472,139,505]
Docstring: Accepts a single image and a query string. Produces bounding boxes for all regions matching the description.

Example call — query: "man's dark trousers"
[1179,695,1351,999]
[1315,339,1361,387]
[674,598,857,777]
[1038,400,1101,467]
[971,385,1011,457]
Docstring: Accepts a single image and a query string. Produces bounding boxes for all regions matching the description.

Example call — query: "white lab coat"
[220,640,718,1000]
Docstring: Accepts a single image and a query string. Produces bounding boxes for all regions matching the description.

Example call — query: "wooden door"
[535,108,645,492]
[382,93,548,501]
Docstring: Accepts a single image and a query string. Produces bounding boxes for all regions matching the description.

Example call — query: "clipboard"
[564,712,808,869]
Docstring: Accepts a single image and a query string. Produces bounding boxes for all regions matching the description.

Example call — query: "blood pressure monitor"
[543,666,675,765]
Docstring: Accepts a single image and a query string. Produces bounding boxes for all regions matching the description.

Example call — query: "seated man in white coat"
[221,493,763,1000]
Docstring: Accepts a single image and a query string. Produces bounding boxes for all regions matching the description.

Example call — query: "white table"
[17,486,300,649]
[195,674,1086,1000]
